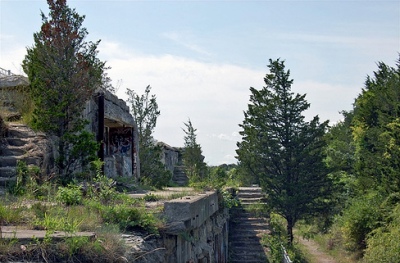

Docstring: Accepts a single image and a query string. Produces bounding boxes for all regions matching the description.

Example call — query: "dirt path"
[297,237,338,263]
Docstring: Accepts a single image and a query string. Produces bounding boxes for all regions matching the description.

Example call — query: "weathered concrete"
[0,226,96,243]
[128,190,230,263]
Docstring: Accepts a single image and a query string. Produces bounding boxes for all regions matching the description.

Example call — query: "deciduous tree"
[126,85,171,188]
[236,58,331,244]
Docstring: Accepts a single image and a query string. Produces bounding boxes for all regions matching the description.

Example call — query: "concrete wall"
[158,142,181,173]
[137,191,229,263]
[84,89,139,179]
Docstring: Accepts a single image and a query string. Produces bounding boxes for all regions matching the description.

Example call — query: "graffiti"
[108,127,132,156]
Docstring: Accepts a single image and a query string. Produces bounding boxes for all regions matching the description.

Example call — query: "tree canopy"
[236,58,332,244]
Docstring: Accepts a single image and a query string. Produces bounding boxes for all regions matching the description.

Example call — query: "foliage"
[9,161,44,197]
[56,183,83,206]
[143,193,162,202]
[339,191,384,251]
[236,58,332,244]
[262,213,307,263]
[22,0,104,180]
[126,85,171,188]
[0,203,25,225]
[363,203,400,263]
[33,211,82,233]
[182,118,207,182]
[351,58,400,192]
[219,189,240,209]
[87,199,159,234]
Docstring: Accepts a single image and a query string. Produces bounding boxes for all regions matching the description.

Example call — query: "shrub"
[363,203,400,262]
[56,184,83,206]
[339,191,383,251]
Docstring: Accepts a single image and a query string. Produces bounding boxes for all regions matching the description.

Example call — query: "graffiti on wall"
[108,127,133,156]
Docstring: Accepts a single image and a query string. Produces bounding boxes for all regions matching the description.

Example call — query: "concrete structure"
[161,191,229,263]
[0,68,139,179]
[84,90,140,179]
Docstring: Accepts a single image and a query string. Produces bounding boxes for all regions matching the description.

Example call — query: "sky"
[1,0,399,165]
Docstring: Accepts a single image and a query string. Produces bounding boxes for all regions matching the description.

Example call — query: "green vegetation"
[126,85,171,188]
[237,58,332,244]
[2,0,398,261]
[22,0,105,182]
[182,119,207,184]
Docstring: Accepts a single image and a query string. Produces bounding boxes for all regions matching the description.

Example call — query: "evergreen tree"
[126,85,171,188]
[352,58,400,193]
[236,58,331,244]
[22,0,106,180]
[182,119,207,181]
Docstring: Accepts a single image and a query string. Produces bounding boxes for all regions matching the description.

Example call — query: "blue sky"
[1,0,399,165]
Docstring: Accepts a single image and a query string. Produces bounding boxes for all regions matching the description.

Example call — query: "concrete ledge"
[1,226,96,243]
[163,191,219,232]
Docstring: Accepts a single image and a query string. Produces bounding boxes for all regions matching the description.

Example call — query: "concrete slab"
[1,226,95,242]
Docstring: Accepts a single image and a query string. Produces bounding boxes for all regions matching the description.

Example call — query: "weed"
[144,193,162,202]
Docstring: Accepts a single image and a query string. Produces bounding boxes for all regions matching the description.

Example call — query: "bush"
[56,184,83,206]
[363,203,400,262]
[339,191,383,251]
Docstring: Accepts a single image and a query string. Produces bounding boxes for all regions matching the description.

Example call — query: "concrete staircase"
[0,123,47,194]
[172,165,189,186]
[229,186,270,263]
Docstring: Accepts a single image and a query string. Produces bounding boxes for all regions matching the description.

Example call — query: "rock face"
[229,187,270,263]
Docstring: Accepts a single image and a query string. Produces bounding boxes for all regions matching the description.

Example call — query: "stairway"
[172,165,189,186]
[229,186,270,263]
[0,122,48,194]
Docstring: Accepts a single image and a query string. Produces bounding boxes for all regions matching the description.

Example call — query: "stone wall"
[127,191,230,263]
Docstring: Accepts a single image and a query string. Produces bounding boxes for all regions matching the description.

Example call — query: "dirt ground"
[297,237,338,263]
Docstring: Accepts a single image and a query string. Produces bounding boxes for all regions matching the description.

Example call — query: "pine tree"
[236,58,331,244]
[22,0,106,179]
[182,119,207,181]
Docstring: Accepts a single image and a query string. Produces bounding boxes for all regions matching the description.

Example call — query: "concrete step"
[1,146,26,156]
[0,173,16,186]
[229,186,269,263]
[0,156,41,167]
[7,124,45,138]
[4,137,29,147]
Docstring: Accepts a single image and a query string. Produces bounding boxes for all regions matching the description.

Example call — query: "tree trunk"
[287,218,294,245]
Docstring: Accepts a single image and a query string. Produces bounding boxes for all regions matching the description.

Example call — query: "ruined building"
[0,68,139,183]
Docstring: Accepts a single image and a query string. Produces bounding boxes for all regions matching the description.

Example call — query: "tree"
[352,58,400,193]
[126,85,171,188]
[236,58,331,244]
[182,119,207,181]
[22,0,106,180]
